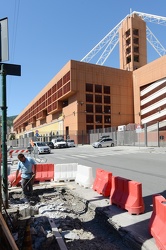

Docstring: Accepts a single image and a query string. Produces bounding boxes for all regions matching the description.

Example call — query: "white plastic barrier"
[54,163,78,182]
[75,165,94,188]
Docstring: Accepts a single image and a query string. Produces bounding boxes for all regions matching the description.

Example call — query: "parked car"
[100,135,110,139]
[51,138,67,149]
[92,138,114,148]
[33,142,51,154]
[45,141,54,149]
[66,139,75,147]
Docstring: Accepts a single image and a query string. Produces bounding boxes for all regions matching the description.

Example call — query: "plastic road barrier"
[93,168,112,197]
[75,165,94,188]
[54,163,77,182]
[149,194,166,250]
[8,171,21,187]
[34,164,54,182]
[110,176,145,215]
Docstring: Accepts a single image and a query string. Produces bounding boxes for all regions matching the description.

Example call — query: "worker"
[13,153,36,200]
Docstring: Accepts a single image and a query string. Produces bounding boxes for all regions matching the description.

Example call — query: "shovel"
[23,174,35,190]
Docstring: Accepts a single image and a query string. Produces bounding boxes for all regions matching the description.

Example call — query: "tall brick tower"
[119,13,147,71]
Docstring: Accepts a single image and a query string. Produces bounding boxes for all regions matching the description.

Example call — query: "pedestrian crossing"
[54,148,166,160]
[8,147,166,173]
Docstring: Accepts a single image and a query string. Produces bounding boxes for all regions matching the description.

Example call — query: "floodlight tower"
[81,11,166,71]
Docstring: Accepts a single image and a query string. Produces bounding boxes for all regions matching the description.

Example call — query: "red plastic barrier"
[110,176,130,206]
[149,194,166,250]
[93,168,102,192]
[125,181,145,214]
[34,164,54,182]
[119,177,131,208]
[110,176,145,214]
[8,171,21,187]
[93,168,112,197]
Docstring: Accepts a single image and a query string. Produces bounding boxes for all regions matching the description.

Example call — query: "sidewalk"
[67,182,158,250]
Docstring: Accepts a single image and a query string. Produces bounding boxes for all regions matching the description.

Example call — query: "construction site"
[0,9,166,250]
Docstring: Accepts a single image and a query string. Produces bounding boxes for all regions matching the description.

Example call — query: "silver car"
[92,138,114,148]
[66,139,75,147]
[33,142,51,154]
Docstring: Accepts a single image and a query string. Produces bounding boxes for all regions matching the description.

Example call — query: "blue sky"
[1,0,166,117]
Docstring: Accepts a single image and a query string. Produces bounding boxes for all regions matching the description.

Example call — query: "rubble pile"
[6,185,132,250]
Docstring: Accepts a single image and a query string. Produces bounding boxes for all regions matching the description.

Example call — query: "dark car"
[45,141,54,149]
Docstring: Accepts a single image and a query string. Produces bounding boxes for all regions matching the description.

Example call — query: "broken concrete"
[3,182,134,250]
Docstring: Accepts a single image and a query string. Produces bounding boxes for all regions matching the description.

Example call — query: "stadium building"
[13,12,166,144]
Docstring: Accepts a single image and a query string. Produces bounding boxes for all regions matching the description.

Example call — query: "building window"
[104,116,111,123]
[86,94,93,102]
[95,105,102,113]
[95,115,102,123]
[126,38,131,46]
[86,115,94,123]
[134,46,139,53]
[86,125,94,132]
[133,37,139,45]
[96,125,102,129]
[133,28,139,36]
[86,83,93,92]
[104,96,110,104]
[126,47,131,54]
[104,86,110,94]
[95,95,102,103]
[125,29,130,38]
[86,104,93,113]
[104,106,111,113]
[126,55,131,64]
[134,55,139,62]
[95,84,102,93]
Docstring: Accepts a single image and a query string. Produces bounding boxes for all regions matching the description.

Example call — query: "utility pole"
[1,64,8,208]
[0,17,21,209]
[0,63,21,209]
[0,17,9,210]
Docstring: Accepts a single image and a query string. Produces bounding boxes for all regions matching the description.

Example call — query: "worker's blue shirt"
[17,157,36,179]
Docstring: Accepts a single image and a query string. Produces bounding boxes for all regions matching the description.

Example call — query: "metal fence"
[7,122,166,148]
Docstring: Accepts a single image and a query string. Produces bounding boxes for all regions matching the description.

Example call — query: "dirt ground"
[5,185,133,250]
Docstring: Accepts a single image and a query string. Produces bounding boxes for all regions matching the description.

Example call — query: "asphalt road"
[46,145,166,198]
[11,145,166,199]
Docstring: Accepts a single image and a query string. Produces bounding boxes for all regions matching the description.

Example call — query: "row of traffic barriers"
[149,195,166,250]
[93,168,145,215]
[93,168,166,249]
[9,164,144,215]
[8,164,166,248]
[8,163,94,188]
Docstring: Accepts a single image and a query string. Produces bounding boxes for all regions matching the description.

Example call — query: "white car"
[92,138,114,148]
[33,142,51,154]
[51,138,67,149]
[66,139,75,147]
